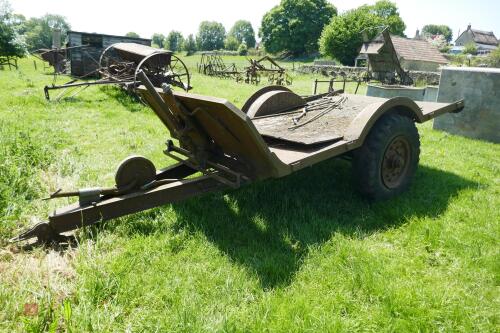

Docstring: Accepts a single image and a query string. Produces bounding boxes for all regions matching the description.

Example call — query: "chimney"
[415,29,420,39]
[52,29,61,49]
[467,24,472,31]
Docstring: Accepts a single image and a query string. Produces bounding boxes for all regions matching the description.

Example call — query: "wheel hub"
[381,136,411,189]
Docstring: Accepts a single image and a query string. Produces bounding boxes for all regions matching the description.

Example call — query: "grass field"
[0,55,498,332]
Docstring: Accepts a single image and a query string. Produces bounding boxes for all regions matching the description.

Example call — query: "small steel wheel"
[352,113,420,200]
[115,155,156,190]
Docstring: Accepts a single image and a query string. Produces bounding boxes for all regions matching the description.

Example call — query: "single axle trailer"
[12,72,464,244]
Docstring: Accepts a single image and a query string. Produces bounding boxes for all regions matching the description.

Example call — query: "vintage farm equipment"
[197,54,292,86]
[43,43,191,100]
[33,45,89,74]
[197,52,240,79]
[0,56,19,70]
[241,56,292,86]
[12,73,464,245]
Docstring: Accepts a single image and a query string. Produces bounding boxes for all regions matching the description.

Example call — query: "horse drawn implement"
[43,43,191,101]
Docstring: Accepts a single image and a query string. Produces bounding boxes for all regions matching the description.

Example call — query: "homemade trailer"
[13,73,464,244]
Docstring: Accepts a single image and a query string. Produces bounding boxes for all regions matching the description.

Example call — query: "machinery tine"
[10,222,70,245]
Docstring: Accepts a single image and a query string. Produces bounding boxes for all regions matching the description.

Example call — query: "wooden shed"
[358,29,448,84]
[67,31,151,77]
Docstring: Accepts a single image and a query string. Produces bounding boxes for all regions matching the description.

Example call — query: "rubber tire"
[352,113,420,201]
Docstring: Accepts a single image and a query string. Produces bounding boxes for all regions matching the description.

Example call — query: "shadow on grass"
[120,158,477,289]
[99,86,144,113]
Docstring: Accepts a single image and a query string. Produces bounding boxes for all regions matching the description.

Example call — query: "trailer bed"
[252,94,461,146]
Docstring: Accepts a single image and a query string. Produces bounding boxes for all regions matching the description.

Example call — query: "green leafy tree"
[183,34,197,55]
[125,32,140,38]
[0,0,26,57]
[224,36,239,51]
[196,21,225,51]
[462,42,477,55]
[422,24,453,43]
[151,33,165,48]
[228,20,256,48]
[260,0,337,55]
[370,0,406,36]
[165,31,184,52]
[486,46,500,68]
[24,14,70,50]
[319,0,406,65]
[237,42,248,56]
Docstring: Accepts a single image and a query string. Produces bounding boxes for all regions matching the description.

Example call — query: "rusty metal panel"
[252,95,384,145]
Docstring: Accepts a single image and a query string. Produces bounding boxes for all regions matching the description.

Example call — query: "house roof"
[360,34,449,64]
[470,29,498,46]
[67,30,151,43]
[391,36,449,64]
[359,41,384,55]
[455,26,499,46]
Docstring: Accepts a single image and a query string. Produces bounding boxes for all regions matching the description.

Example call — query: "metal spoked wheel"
[381,136,411,189]
[98,45,136,81]
[135,53,191,92]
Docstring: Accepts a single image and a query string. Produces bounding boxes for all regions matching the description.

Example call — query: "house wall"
[455,31,474,46]
[400,59,442,72]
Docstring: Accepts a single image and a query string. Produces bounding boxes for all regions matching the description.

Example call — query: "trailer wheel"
[352,113,420,200]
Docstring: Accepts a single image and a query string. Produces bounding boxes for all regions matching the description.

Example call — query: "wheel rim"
[381,136,411,189]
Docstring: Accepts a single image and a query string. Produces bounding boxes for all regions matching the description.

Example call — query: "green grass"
[0,56,498,332]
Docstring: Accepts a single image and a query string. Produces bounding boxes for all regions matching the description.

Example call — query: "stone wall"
[434,67,500,143]
[409,71,441,86]
[297,65,441,85]
[297,65,367,79]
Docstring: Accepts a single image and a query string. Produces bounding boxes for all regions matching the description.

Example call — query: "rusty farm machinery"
[12,69,465,245]
[43,43,191,101]
[241,56,292,86]
[197,52,240,79]
[198,53,292,86]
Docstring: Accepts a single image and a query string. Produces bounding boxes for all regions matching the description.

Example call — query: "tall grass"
[0,56,498,332]
[0,122,55,240]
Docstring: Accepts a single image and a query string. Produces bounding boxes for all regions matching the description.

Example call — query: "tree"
[165,31,184,52]
[237,42,248,56]
[183,34,197,55]
[23,14,70,50]
[228,20,256,48]
[196,21,225,51]
[151,33,165,48]
[319,0,406,65]
[260,0,337,55]
[462,42,477,55]
[224,36,239,51]
[0,0,26,57]
[370,0,405,36]
[422,24,453,43]
[125,32,140,38]
[486,46,500,68]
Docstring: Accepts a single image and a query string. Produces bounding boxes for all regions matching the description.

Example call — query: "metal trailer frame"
[12,72,464,245]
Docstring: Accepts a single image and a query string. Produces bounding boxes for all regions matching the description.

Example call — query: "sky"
[9,0,500,42]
